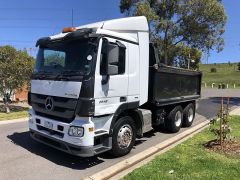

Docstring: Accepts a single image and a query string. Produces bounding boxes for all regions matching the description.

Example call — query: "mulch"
[204,139,240,157]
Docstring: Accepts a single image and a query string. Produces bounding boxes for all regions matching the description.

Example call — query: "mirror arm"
[101,75,110,85]
[116,41,126,49]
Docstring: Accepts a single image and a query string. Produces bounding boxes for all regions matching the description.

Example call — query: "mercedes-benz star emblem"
[45,97,53,111]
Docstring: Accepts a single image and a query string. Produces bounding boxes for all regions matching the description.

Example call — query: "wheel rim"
[117,124,133,149]
[188,108,194,122]
[175,111,182,127]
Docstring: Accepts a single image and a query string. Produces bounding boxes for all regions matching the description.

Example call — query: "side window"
[100,39,108,75]
[117,42,126,74]
[100,39,126,75]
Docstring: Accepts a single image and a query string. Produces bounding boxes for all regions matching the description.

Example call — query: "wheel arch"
[109,102,143,137]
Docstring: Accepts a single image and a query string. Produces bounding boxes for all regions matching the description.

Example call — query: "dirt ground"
[204,139,240,157]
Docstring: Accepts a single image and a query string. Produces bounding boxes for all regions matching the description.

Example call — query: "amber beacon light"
[62,27,77,33]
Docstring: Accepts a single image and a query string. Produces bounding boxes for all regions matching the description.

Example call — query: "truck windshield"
[34,38,97,77]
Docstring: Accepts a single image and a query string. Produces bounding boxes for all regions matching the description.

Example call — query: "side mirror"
[100,38,125,77]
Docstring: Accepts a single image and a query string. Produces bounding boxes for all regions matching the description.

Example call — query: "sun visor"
[36,28,94,47]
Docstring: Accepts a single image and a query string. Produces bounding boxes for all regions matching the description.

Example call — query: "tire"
[110,116,136,157]
[166,106,183,133]
[182,103,195,127]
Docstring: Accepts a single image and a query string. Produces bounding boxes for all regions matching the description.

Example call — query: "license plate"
[44,121,53,130]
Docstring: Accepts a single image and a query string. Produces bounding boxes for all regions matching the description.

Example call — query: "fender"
[109,101,140,135]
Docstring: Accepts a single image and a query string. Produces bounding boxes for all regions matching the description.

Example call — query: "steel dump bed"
[148,44,202,106]
[148,65,202,106]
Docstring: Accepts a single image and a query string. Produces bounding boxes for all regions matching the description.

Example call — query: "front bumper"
[30,129,95,157]
[28,109,95,157]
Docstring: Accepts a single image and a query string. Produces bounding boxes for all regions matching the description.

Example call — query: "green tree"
[120,0,227,66]
[0,46,34,113]
[238,62,240,71]
[175,45,202,70]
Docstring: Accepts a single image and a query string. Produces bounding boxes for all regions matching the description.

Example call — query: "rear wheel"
[166,106,183,133]
[110,116,136,157]
[182,103,195,127]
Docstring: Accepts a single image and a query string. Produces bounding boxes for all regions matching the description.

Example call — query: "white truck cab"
[28,16,201,157]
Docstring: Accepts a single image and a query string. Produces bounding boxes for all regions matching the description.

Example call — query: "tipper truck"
[28,16,202,157]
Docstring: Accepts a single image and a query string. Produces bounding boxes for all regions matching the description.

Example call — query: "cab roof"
[76,16,149,32]
[46,16,149,42]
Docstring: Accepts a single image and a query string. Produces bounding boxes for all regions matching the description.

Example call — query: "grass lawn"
[199,63,240,88]
[124,116,240,180]
[0,104,29,121]
[0,111,28,121]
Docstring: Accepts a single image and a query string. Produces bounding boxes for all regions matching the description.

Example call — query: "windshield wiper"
[62,70,83,76]
[54,74,70,81]
[32,71,55,79]
[33,70,82,81]
[33,74,46,79]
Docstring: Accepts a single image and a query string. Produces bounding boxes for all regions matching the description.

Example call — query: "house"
[0,85,28,102]
[15,85,28,101]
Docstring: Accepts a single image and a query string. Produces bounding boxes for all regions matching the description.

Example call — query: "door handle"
[120,96,127,102]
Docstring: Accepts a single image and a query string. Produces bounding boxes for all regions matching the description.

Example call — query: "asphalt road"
[0,89,239,180]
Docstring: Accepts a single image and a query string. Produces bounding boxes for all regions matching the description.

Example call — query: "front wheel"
[110,116,136,157]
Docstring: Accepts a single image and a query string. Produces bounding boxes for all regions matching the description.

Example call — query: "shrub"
[210,67,217,73]
[238,62,240,71]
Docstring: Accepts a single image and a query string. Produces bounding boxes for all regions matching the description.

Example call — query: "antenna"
[71,8,73,26]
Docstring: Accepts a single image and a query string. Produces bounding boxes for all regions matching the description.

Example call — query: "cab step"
[94,145,111,154]
[94,130,108,137]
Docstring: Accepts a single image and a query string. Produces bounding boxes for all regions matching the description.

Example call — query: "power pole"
[206,49,210,64]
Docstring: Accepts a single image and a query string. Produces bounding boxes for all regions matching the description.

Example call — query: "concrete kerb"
[0,117,28,125]
[84,106,240,180]
[230,107,240,116]
[109,121,208,180]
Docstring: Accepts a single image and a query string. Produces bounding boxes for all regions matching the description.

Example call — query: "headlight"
[68,126,84,137]
[29,114,33,124]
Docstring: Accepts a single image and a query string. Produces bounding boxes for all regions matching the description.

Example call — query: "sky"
[0,0,239,64]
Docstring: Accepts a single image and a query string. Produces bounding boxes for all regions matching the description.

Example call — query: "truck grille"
[31,93,77,123]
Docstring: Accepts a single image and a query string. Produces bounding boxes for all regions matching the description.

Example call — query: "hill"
[199,63,240,88]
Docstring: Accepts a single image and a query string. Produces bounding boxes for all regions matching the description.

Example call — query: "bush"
[210,67,217,73]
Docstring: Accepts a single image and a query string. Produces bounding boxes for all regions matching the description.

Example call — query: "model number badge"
[99,100,108,104]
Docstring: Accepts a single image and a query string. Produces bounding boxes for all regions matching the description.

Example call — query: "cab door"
[94,37,128,116]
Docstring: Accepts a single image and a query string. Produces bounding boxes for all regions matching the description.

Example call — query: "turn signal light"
[88,127,94,132]
[62,27,76,33]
